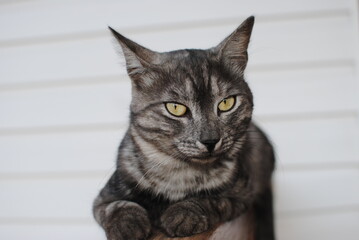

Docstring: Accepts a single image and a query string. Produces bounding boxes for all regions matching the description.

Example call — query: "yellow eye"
[218,96,236,112]
[165,103,187,117]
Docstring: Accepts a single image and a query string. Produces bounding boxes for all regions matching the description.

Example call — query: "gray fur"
[94,16,275,240]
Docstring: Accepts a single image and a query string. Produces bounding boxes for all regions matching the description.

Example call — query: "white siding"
[0,0,358,239]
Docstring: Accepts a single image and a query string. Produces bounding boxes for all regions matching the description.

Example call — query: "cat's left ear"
[108,27,160,84]
[214,16,255,75]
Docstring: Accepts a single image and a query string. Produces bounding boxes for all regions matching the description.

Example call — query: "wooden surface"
[150,230,215,240]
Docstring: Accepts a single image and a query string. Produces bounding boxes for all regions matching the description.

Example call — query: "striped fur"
[94,16,275,240]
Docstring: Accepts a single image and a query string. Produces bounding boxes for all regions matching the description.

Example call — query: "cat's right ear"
[108,27,160,84]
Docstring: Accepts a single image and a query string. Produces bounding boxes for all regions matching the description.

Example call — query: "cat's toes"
[160,202,210,237]
[104,205,151,240]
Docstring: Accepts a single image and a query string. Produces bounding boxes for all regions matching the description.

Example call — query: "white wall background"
[0,0,359,239]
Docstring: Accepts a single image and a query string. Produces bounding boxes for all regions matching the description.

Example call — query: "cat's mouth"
[183,150,224,164]
[190,155,218,164]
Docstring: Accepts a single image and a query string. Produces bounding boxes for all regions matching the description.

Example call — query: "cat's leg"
[160,197,247,237]
[252,187,275,240]
[93,195,151,240]
[93,171,152,240]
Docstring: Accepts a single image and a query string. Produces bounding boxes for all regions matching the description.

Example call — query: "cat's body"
[93,17,275,240]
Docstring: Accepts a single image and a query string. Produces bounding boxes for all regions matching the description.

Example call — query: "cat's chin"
[189,156,218,165]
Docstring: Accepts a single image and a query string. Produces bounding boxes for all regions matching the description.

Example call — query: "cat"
[93,16,275,240]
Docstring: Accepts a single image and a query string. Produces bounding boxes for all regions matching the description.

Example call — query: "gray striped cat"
[93,16,275,240]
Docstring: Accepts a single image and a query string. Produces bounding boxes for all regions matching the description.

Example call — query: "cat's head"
[110,17,254,165]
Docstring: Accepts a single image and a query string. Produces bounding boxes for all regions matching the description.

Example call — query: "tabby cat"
[93,16,275,240]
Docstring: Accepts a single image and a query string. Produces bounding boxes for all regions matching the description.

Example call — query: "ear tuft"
[108,26,117,35]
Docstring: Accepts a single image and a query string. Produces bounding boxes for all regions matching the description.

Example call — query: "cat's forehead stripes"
[164,76,234,115]
[209,75,220,96]
[181,71,235,104]
[170,52,237,100]
[184,77,194,96]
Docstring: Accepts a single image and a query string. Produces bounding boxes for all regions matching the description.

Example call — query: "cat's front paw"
[103,204,151,240]
[160,200,210,237]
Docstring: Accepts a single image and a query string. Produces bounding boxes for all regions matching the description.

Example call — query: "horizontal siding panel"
[0,68,357,129]
[259,116,359,167]
[249,65,357,115]
[0,15,353,85]
[274,169,359,214]
[249,14,353,66]
[0,81,132,129]
[0,128,125,174]
[276,211,359,240]
[0,169,358,219]
[0,117,358,174]
[0,0,351,42]
[0,224,105,240]
[0,38,121,85]
[0,178,102,219]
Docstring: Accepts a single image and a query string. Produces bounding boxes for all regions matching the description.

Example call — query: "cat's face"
[130,50,253,164]
[110,17,255,164]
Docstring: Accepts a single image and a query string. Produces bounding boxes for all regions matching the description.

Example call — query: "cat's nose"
[200,139,220,152]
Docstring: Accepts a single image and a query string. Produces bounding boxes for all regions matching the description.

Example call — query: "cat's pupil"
[223,99,227,104]
[174,104,177,110]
